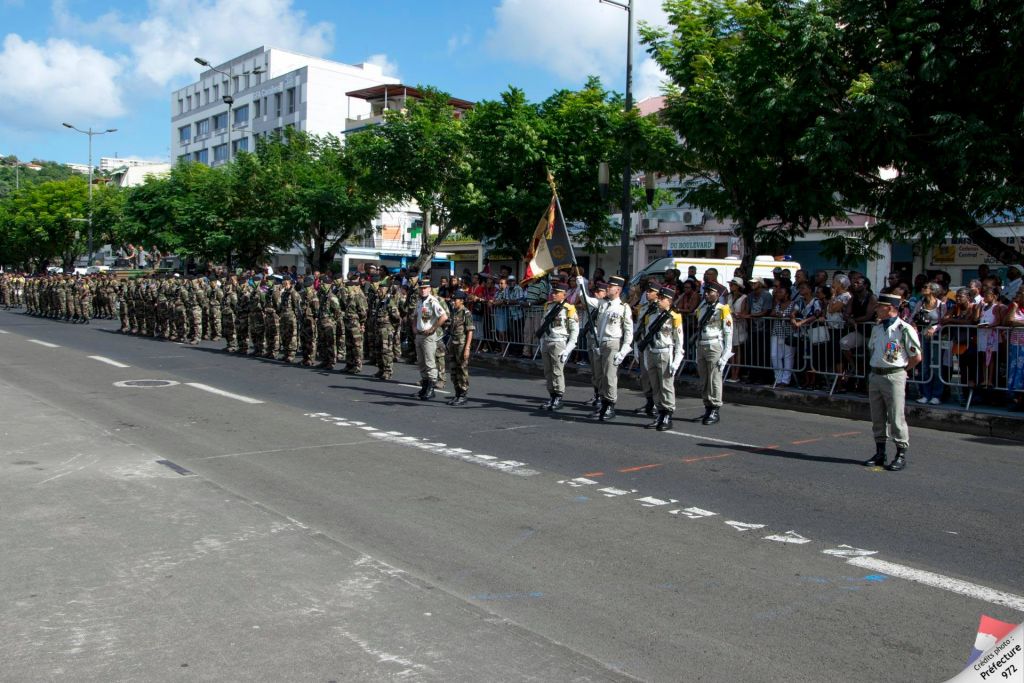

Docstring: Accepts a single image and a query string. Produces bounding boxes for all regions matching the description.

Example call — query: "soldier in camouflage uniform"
[77,278,92,323]
[63,276,75,321]
[172,279,188,341]
[343,272,368,373]
[318,277,341,370]
[278,277,301,362]
[263,278,281,359]
[156,280,172,339]
[207,279,223,341]
[236,283,251,354]
[445,290,475,405]
[222,280,238,352]
[145,279,158,337]
[248,276,266,356]
[118,281,130,332]
[434,293,451,390]
[401,279,421,362]
[188,279,204,344]
[300,278,319,366]
[372,281,402,380]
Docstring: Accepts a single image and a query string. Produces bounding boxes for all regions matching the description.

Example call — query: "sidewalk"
[466,353,1024,443]
[0,380,625,681]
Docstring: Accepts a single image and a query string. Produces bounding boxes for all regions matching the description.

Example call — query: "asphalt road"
[2,308,1022,682]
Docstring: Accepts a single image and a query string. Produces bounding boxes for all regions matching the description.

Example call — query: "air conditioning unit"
[642,218,660,232]
[682,210,704,226]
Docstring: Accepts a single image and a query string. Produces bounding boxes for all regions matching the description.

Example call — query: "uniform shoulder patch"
[671,311,682,327]
[563,303,576,317]
[720,304,731,318]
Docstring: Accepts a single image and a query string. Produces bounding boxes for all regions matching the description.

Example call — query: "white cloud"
[486,0,670,97]
[54,0,335,89]
[365,53,400,80]
[447,29,472,56]
[0,34,125,131]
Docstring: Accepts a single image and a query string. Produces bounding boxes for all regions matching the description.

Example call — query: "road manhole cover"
[113,379,181,388]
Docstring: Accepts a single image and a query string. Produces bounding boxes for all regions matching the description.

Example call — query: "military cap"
[877,293,902,307]
[303,276,314,287]
[452,290,467,300]
[347,271,360,281]
[594,281,608,292]
[658,286,676,299]
[551,282,568,292]
[646,281,661,293]
[418,280,432,288]
[607,275,626,287]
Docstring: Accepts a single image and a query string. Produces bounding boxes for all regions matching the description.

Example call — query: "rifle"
[535,302,567,339]
[636,310,672,353]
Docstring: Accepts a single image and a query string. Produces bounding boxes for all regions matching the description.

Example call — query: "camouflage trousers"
[222,309,237,351]
[318,319,337,368]
[279,315,298,360]
[301,316,317,365]
[264,313,280,358]
[173,305,188,341]
[236,314,249,353]
[344,324,363,370]
[249,315,266,356]
[208,306,222,340]
[375,323,396,378]
[188,305,203,343]
[435,340,447,389]
[449,343,470,395]
[119,301,129,331]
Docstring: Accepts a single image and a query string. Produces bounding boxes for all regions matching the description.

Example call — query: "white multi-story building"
[170,46,399,166]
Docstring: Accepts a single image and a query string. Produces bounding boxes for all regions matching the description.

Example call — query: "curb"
[464,354,1024,443]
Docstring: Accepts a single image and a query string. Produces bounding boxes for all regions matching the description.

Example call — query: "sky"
[0,0,671,166]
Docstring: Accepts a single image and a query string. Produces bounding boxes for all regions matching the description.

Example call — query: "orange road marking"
[791,437,822,445]
[830,431,860,437]
[681,453,733,464]
[618,463,663,473]
[758,445,780,451]
[582,471,604,478]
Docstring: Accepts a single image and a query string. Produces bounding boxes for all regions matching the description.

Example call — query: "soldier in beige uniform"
[632,281,662,417]
[694,287,734,425]
[862,293,922,472]
[577,274,634,421]
[413,280,448,400]
[637,287,684,431]
[538,282,579,411]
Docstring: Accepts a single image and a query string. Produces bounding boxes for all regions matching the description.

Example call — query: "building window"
[287,87,296,114]
[253,99,261,118]
[212,84,219,100]
[213,112,227,131]
[232,137,249,155]
[193,148,208,164]
[233,76,239,93]
[186,95,192,110]
[178,98,184,114]
[213,144,228,162]
[233,105,249,125]
[177,154,189,164]
[195,119,210,136]
[274,92,282,117]
[178,125,191,143]
[203,88,209,105]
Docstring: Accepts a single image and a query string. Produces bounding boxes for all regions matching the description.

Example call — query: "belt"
[870,366,906,375]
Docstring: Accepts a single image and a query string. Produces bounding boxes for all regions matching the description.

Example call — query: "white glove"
[558,344,575,364]
[670,356,682,374]
[716,353,733,372]
[612,350,627,367]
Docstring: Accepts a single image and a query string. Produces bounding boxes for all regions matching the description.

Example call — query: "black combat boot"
[585,392,601,408]
[702,407,720,425]
[422,380,436,400]
[550,394,563,411]
[589,398,605,419]
[542,393,556,410]
[645,411,663,430]
[450,393,467,407]
[634,396,655,417]
[657,411,673,432]
[885,447,907,471]
[414,379,428,399]
[863,442,887,467]
[600,401,616,421]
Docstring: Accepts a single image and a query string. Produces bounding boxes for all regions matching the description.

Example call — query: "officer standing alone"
[413,279,448,400]
[694,286,733,425]
[862,293,922,471]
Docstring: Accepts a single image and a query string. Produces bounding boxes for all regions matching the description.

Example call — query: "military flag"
[523,190,576,282]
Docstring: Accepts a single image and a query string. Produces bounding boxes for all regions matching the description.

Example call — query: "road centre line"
[790,437,822,445]
[88,355,130,368]
[0,329,9,333]
[847,556,1024,612]
[397,382,450,394]
[185,382,264,404]
[681,453,733,464]
[618,463,663,473]
[27,339,59,348]
[200,440,381,460]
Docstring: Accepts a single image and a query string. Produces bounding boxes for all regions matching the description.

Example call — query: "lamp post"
[195,57,263,165]
[62,123,117,267]
[599,0,634,278]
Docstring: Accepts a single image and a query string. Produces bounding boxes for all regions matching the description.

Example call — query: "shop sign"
[667,237,715,251]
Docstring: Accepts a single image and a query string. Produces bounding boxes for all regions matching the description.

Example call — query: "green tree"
[642,0,850,276]
[254,131,383,272]
[809,0,1024,265]
[1,176,89,270]
[348,88,480,274]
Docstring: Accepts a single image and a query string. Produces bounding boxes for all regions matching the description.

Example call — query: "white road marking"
[185,382,264,404]
[0,329,9,333]
[598,487,632,497]
[671,507,717,519]
[822,544,878,558]
[725,521,766,531]
[557,477,599,487]
[847,556,1024,612]
[88,355,130,368]
[28,339,59,348]
[397,382,450,394]
[664,430,759,448]
[636,496,672,507]
[764,530,811,544]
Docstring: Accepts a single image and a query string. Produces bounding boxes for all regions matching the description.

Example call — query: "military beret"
[303,276,314,287]
[452,290,467,300]
[347,271,360,281]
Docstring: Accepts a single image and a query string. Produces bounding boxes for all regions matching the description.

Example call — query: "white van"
[632,256,802,287]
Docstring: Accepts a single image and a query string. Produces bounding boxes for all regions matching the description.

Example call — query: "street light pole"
[600,0,634,278]
[195,58,262,165]
[62,123,117,267]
